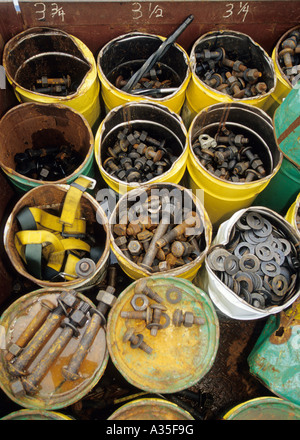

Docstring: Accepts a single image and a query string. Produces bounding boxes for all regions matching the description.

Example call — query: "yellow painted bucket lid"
[106,275,219,394]
[107,397,194,420]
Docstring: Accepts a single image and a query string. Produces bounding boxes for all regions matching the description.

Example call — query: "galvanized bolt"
[103,157,120,174]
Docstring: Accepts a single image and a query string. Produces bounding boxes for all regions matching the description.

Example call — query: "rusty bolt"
[147,304,167,336]
[121,307,153,324]
[279,47,294,68]
[245,168,261,182]
[171,241,195,258]
[156,215,197,248]
[128,240,143,256]
[123,328,152,354]
[242,147,266,176]
[134,278,163,303]
[103,157,120,174]
[172,309,205,327]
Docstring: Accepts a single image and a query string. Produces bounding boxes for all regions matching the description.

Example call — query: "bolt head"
[96,289,116,306]
[184,311,194,327]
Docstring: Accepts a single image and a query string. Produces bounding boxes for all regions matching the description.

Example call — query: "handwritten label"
[132,2,164,20]
[223,2,249,22]
[34,2,66,22]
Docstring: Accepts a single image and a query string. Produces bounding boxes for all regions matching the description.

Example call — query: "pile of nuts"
[14,145,82,181]
[31,75,72,96]
[207,210,300,309]
[103,127,179,183]
[114,64,176,97]
[113,192,204,272]
[194,47,268,97]
[278,29,300,85]
[121,279,205,354]
[192,127,267,182]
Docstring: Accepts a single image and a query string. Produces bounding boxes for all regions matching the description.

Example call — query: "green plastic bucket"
[255,87,300,214]
[0,102,95,193]
[223,397,300,420]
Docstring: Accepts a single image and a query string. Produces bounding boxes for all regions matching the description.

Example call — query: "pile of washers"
[207,211,300,309]
[103,127,178,183]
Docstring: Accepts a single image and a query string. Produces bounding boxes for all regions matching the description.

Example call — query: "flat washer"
[165,287,183,304]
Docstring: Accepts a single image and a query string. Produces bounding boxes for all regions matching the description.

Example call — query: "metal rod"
[122,14,194,92]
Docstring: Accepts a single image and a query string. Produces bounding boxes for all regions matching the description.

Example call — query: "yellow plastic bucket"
[97,32,191,115]
[109,182,212,281]
[223,397,300,420]
[285,192,300,237]
[3,27,101,130]
[187,103,283,227]
[107,398,194,420]
[94,101,188,195]
[3,182,110,290]
[1,409,73,420]
[182,30,276,127]
[106,275,219,394]
[0,288,109,410]
[0,102,95,193]
[270,25,300,112]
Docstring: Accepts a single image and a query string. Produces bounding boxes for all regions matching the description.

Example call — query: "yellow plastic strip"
[60,176,96,226]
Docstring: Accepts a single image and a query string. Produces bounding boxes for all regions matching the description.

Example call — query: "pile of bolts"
[114,64,176,97]
[207,210,300,309]
[31,75,72,96]
[278,29,300,84]
[113,193,204,272]
[121,279,205,355]
[14,145,82,181]
[103,127,179,183]
[195,47,268,97]
[192,126,267,182]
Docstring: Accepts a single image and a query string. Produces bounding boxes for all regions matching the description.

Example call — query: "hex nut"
[96,289,117,307]
[8,343,22,357]
[71,309,89,327]
[60,291,77,308]
[184,311,194,327]
[11,379,26,397]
